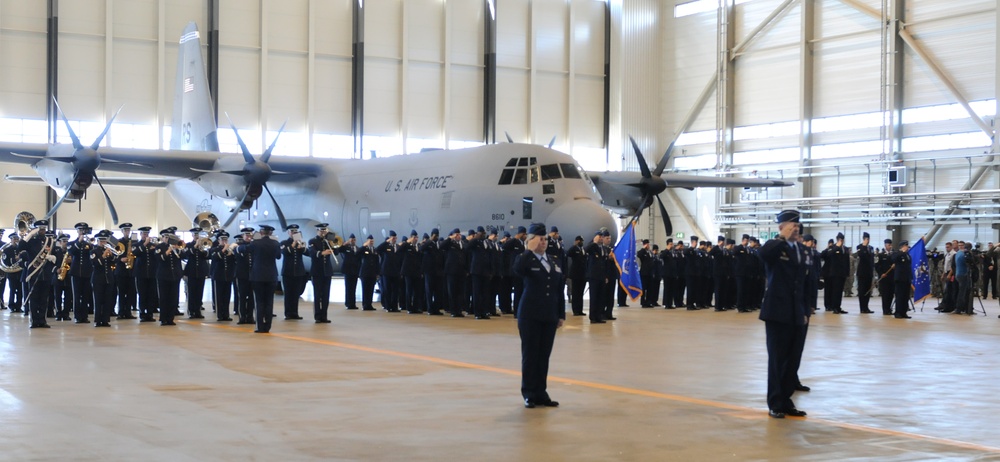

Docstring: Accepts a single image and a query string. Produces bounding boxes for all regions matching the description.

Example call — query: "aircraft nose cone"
[546,199,618,243]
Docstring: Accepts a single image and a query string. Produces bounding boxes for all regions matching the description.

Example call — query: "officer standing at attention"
[239,224,281,333]
[892,240,913,319]
[310,224,337,321]
[210,232,236,321]
[584,231,607,323]
[442,228,470,317]
[855,232,875,313]
[514,223,565,409]
[334,232,360,310]
[420,229,446,315]
[358,235,380,311]
[280,224,308,320]
[566,236,587,316]
[875,239,895,315]
[503,226,527,315]
[759,210,809,419]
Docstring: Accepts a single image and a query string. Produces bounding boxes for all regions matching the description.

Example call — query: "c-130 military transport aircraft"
[0,22,790,242]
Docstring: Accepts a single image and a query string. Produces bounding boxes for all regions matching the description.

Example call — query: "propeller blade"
[52,98,83,150]
[505,131,514,143]
[652,139,676,177]
[260,120,287,164]
[222,188,254,228]
[629,192,654,226]
[101,158,153,168]
[263,183,288,232]
[547,136,556,149]
[90,104,125,150]
[92,174,120,225]
[628,136,653,179]
[44,171,80,220]
[190,168,247,175]
[224,112,256,164]
[655,195,673,237]
[10,152,57,160]
[270,170,317,177]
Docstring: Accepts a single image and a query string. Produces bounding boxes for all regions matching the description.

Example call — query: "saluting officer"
[115,223,137,319]
[308,223,336,323]
[469,226,493,319]
[514,223,565,409]
[156,229,184,326]
[91,230,117,327]
[441,228,470,317]
[210,232,236,321]
[585,231,607,323]
[359,235,380,311]
[503,227,528,315]
[399,230,423,314]
[238,224,281,333]
[133,226,159,322]
[68,223,94,323]
[376,231,402,312]
[280,224,308,320]
[334,231,360,310]
[234,228,256,325]
[420,229,446,315]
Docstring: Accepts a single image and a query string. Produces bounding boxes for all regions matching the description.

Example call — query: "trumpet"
[103,243,123,257]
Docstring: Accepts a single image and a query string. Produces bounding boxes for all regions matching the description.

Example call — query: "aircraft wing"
[0,141,220,179]
[5,175,174,188]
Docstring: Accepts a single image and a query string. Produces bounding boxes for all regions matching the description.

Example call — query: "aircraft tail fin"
[170,21,219,152]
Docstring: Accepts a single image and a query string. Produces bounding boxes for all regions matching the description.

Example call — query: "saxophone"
[58,255,72,281]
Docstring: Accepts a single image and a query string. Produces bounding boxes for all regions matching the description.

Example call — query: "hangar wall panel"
[408,0,444,64]
[496,68,530,141]
[313,56,353,134]
[0,31,47,118]
[407,63,444,139]
[313,0,353,57]
[449,0,483,67]
[111,40,158,124]
[661,6,717,135]
[448,65,484,142]
[218,49,261,126]
[267,53,308,132]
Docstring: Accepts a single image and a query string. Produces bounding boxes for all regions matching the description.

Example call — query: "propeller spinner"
[215,115,290,231]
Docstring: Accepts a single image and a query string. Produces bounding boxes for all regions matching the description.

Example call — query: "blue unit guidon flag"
[909,236,931,304]
[612,220,643,302]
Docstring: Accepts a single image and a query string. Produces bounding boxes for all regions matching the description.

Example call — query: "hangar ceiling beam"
[351,0,365,158]
[730,0,797,59]
[483,0,496,144]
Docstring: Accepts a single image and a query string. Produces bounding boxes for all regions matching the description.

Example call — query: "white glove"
[46,255,57,263]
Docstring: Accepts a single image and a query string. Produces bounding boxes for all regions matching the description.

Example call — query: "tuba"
[194,212,220,250]
[0,211,35,273]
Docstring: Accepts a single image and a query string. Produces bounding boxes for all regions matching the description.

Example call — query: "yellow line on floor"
[189,320,1000,454]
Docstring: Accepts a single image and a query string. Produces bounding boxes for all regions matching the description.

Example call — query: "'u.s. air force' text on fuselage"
[385,175,455,193]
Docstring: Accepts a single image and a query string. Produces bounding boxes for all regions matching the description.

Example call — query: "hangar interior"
[2,0,997,249]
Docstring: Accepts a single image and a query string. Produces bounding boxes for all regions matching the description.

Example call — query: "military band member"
[114,223,137,319]
[51,234,72,321]
[420,229,446,315]
[210,232,236,321]
[334,231,360,310]
[18,220,52,328]
[359,235,380,311]
[238,224,281,333]
[4,232,25,312]
[156,229,184,326]
[133,226,159,322]
[309,223,337,322]
[181,227,210,319]
[279,224,308,320]
[234,228,256,325]
[91,230,117,327]
[68,223,94,323]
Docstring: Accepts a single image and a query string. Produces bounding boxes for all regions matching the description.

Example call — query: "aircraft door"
[522,197,533,220]
[359,207,370,237]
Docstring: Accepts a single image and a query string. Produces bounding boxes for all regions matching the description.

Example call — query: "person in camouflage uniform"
[845,248,857,297]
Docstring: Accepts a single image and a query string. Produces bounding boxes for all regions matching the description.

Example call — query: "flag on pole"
[909,236,931,304]
[612,220,643,301]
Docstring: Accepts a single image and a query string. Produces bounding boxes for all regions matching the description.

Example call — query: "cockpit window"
[498,169,514,185]
[517,157,529,167]
[540,164,562,180]
[560,163,582,179]
[512,168,528,184]
[505,158,518,167]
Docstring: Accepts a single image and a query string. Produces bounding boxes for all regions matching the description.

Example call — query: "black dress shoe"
[190,314,205,319]
[362,307,376,311]
[450,313,465,318]
[218,318,233,322]
[96,322,111,327]
[75,319,90,324]
[346,307,359,310]
[474,315,490,320]
[541,400,559,407]
[140,318,156,323]
[768,409,785,419]
[316,319,332,323]
[30,324,51,329]
[894,314,912,319]
[795,384,811,392]
[253,330,269,333]
[524,399,536,409]
[591,320,606,324]
[160,322,176,326]
[428,311,444,316]
[572,312,585,316]
[286,316,303,320]
[605,316,617,321]
[784,408,807,417]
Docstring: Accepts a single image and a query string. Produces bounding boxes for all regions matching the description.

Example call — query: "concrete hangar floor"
[2,291,998,460]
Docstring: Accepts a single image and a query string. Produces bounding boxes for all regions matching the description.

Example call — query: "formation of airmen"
[5,217,1000,328]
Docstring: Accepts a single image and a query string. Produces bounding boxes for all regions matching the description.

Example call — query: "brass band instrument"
[0,211,34,273]
[25,236,53,282]
[58,255,72,281]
